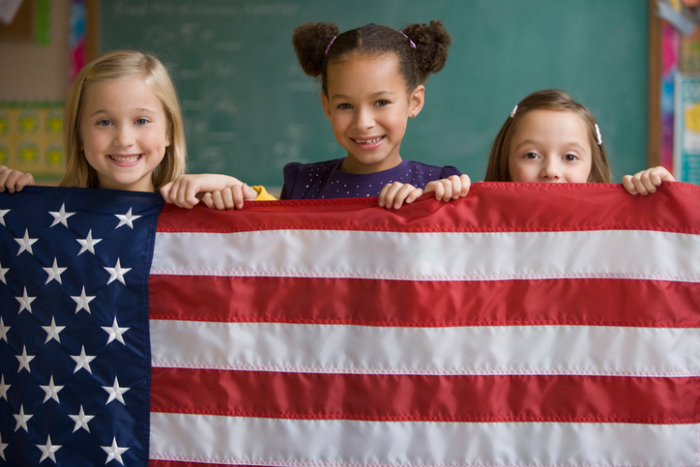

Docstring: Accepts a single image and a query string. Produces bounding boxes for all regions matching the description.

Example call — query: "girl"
[284,21,471,206]
[397,88,673,203]
[0,50,262,209]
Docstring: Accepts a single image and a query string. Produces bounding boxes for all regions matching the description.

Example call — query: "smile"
[352,136,385,145]
[109,154,143,164]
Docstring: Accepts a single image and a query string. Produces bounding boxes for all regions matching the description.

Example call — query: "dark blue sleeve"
[439,165,462,178]
[280,162,302,200]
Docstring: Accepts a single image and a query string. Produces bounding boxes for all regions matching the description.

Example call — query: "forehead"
[512,109,590,144]
[83,75,161,110]
[326,52,406,94]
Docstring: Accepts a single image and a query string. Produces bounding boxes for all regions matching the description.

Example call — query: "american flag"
[1,183,700,466]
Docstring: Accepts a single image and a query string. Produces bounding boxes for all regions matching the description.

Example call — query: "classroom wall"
[0,0,70,102]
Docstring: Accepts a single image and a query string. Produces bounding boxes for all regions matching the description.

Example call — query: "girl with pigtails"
[282,21,471,208]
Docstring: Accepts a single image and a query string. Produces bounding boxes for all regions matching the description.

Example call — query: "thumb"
[242,183,258,200]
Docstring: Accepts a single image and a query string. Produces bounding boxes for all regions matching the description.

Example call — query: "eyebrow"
[330,91,397,100]
[514,139,587,151]
[87,107,159,118]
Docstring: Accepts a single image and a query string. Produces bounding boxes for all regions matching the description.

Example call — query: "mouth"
[109,154,143,165]
[351,136,385,149]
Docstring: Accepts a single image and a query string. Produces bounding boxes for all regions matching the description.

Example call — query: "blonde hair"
[484,89,612,183]
[61,50,186,190]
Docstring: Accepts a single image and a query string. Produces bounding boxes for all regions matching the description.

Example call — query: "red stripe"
[150,368,700,424]
[156,183,700,234]
[149,275,700,327]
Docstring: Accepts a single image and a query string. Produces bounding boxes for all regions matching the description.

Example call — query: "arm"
[0,166,35,193]
[621,166,675,195]
[160,174,259,210]
[378,174,471,210]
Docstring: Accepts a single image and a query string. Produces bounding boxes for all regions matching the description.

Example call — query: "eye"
[96,119,112,127]
[563,153,579,161]
[337,103,352,110]
[375,99,390,107]
[523,152,539,160]
[135,118,149,125]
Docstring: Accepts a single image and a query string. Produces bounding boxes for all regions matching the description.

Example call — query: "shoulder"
[281,159,342,199]
[405,160,461,177]
[283,159,340,180]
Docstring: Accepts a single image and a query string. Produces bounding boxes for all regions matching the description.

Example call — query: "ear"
[321,93,332,121]
[409,85,425,118]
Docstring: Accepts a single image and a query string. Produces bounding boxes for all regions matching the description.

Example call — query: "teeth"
[110,154,141,163]
[355,137,382,144]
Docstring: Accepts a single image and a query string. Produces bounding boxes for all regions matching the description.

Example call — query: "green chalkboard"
[100,0,648,187]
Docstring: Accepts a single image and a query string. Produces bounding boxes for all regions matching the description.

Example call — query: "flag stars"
[16,287,36,313]
[102,317,129,345]
[0,260,8,284]
[103,376,130,405]
[43,258,67,285]
[16,345,35,373]
[68,405,94,433]
[0,433,7,461]
[105,258,131,285]
[115,207,141,229]
[14,404,32,432]
[15,228,38,255]
[76,229,102,255]
[71,345,96,374]
[71,286,95,314]
[49,203,75,228]
[0,317,9,342]
[42,316,65,344]
[102,437,129,465]
[36,435,61,463]
[40,376,64,404]
[0,208,9,226]
[0,374,9,401]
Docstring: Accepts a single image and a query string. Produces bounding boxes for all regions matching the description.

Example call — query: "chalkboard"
[99,0,648,187]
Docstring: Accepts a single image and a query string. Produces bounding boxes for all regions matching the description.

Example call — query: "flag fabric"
[1,182,700,467]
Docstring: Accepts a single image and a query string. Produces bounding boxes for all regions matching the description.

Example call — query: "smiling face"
[508,109,593,183]
[321,53,424,175]
[79,75,171,192]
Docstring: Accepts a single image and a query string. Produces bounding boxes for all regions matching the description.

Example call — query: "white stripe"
[151,229,700,282]
[149,413,700,466]
[150,320,700,377]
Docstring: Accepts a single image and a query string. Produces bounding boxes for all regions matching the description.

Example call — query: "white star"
[36,434,61,463]
[102,317,129,345]
[71,345,96,374]
[0,260,8,284]
[16,286,36,314]
[0,432,7,461]
[0,374,10,401]
[0,208,9,226]
[14,404,32,432]
[42,316,65,344]
[104,258,131,285]
[103,376,130,405]
[115,207,141,229]
[43,258,67,285]
[15,228,38,255]
[71,286,95,314]
[102,437,129,465]
[68,405,94,433]
[40,375,64,403]
[76,229,102,255]
[0,317,9,342]
[49,203,75,228]
[16,345,34,373]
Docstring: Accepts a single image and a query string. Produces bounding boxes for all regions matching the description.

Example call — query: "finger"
[393,184,416,209]
[446,175,462,199]
[201,193,215,209]
[621,175,637,195]
[220,187,235,210]
[185,183,201,207]
[210,190,225,210]
[231,185,245,209]
[639,171,657,194]
[383,183,404,209]
[405,187,424,204]
[459,174,471,196]
[5,171,24,194]
[15,173,35,192]
[242,184,258,201]
[631,174,649,196]
[0,169,10,193]
[439,179,454,201]
[378,183,397,208]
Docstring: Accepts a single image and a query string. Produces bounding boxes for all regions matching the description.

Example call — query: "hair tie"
[510,105,518,118]
[595,123,603,146]
[324,36,337,55]
[399,31,416,49]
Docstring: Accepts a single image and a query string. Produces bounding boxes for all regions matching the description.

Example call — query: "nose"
[540,157,561,180]
[353,107,375,130]
[114,125,135,148]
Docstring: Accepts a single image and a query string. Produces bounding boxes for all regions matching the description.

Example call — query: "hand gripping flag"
[1,182,699,467]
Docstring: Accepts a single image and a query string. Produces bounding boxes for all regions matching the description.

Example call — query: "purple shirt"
[280,158,461,200]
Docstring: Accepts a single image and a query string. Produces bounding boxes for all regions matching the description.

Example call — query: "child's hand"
[378,182,423,209]
[424,174,471,201]
[622,166,675,195]
[160,174,258,209]
[0,166,35,193]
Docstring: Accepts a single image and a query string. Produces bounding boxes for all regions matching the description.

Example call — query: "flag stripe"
[149,413,700,467]
[149,275,700,327]
[150,368,700,423]
[149,320,700,377]
[151,229,700,282]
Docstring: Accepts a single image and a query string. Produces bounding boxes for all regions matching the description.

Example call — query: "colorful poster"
[0,102,65,183]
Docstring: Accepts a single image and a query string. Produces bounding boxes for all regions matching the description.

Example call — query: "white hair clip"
[595,123,603,146]
[510,105,518,118]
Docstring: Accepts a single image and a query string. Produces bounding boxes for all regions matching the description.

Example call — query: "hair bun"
[403,20,452,76]
[292,22,340,77]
